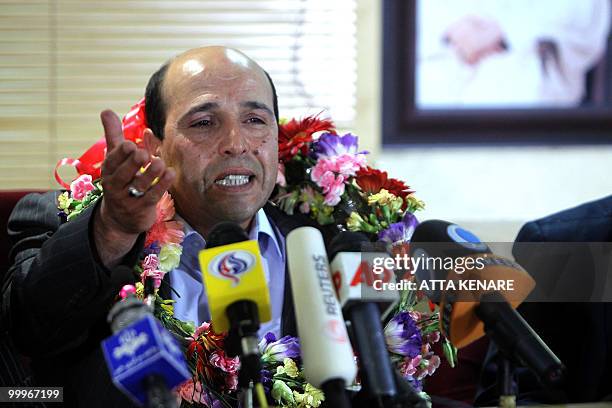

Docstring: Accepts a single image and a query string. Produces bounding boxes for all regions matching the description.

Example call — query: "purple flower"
[313,133,367,159]
[407,377,423,393]
[143,241,161,256]
[385,312,422,358]
[57,211,68,223]
[260,368,273,394]
[263,332,277,344]
[259,333,301,363]
[378,212,419,244]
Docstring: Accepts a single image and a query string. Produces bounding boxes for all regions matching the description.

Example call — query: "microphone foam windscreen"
[206,222,249,248]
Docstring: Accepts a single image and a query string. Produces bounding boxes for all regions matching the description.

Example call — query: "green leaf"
[442,338,457,368]
[271,380,295,405]
[381,204,391,222]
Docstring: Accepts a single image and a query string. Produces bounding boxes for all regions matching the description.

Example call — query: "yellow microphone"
[199,228,271,333]
[198,222,271,389]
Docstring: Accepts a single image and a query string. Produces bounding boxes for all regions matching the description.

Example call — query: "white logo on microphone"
[113,329,149,359]
[209,250,255,286]
[447,224,489,252]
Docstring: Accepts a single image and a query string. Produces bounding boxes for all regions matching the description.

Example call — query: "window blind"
[0,0,357,188]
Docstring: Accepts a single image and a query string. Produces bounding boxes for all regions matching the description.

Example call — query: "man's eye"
[192,119,212,128]
[246,117,265,125]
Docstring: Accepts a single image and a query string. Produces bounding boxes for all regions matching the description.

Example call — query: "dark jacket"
[476,195,612,405]
[2,191,322,407]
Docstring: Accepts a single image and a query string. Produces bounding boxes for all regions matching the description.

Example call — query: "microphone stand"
[476,292,565,408]
[352,370,429,408]
[348,303,397,408]
[392,371,430,408]
[497,354,516,408]
[225,300,268,408]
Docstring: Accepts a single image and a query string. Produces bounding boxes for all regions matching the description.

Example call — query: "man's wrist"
[93,202,139,268]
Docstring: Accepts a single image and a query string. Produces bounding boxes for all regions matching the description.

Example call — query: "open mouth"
[214,174,254,187]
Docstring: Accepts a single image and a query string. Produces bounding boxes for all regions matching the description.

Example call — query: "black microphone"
[410,220,565,388]
[327,231,397,408]
[476,291,565,388]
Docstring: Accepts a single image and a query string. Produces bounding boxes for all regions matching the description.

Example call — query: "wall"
[377,146,612,241]
[354,0,612,243]
[2,0,610,244]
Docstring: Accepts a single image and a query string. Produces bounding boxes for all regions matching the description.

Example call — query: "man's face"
[154,49,278,233]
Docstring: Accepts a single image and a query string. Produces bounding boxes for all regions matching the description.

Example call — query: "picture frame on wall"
[382,0,612,145]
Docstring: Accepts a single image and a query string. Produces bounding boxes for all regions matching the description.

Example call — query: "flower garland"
[56,100,457,408]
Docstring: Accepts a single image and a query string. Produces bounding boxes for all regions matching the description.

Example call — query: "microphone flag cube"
[199,239,271,333]
[101,314,191,406]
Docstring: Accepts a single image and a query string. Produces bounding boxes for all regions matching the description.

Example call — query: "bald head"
[145,46,278,140]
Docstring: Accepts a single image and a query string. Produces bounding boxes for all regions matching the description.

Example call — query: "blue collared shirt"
[170,208,286,338]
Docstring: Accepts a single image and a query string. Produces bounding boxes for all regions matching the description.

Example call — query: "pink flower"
[142,254,159,271]
[426,355,441,375]
[400,355,422,377]
[276,162,287,187]
[209,350,240,391]
[209,350,240,374]
[156,192,176,222]
[310,154,364,206]
[425,331,440,344]
[141,268,165,289]
[299,201,310,214]
[412,354,441,380]
[324,185,345,206]
[225,373,238,391]
[311,155,366,181]
[311,163,346,206]
[144,192,185,247]
[408,311,421,322]
[334,153,367,176]
[318,172,345,206]
[70,174,95,200]
[145,220,184,248]
[311,159,336,183]
[194,322,211,338]
[175,379,220,406]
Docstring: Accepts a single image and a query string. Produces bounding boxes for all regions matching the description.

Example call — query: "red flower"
[356,167,414,199]
[278,115,336,161]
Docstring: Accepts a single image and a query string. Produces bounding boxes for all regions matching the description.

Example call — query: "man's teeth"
[215,174,251,186]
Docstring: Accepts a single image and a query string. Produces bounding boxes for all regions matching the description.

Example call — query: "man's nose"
[219,123,248,156]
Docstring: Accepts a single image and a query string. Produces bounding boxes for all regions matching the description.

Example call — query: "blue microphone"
[101,288,190,407]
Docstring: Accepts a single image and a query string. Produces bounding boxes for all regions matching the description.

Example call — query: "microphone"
[410,220,565,388]
[328,231,399,408]
[101,288,190,408]
[409,220,493,305]
[198,222,271,388]
[286,227,356,408]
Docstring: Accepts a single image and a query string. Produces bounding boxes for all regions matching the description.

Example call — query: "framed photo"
[382,0,612,144]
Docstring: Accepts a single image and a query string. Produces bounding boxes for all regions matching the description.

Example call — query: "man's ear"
[144,128,162,157]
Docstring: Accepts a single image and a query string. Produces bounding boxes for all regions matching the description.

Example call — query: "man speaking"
[3,46,311,406]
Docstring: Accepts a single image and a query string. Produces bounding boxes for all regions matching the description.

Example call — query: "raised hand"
[94,110,175,267]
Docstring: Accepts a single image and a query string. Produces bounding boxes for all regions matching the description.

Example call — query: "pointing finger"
[101,109,124,153]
